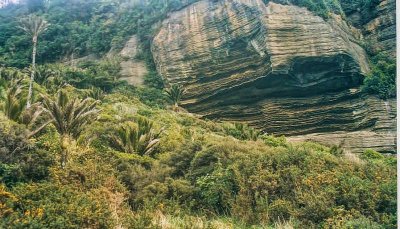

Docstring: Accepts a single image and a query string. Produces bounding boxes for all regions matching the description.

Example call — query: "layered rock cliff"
[151,0,396,153]
[340,0,396,56]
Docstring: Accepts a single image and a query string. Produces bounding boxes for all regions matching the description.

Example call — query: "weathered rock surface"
[287,94,396,153]
[341,0,396,56]
[152,0,396,153]
[119,36,146,86]
[363,0,396,56]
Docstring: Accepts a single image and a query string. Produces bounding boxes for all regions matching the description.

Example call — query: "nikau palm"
[22,103,53,139]
[111,116,161,156]
[86,86,105,100]
[30,64,61,85]
[0,68,22,98]
[41,90,99,168]
[164,84,185,111]
[0,79,51,138]
[2,80,26,121]
[18,15,49,108]
[0,67,21,82]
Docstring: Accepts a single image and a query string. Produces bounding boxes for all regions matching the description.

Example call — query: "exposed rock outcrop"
[341,0,396,56]
[287,94,396,153]
[363,0,396,56]
[151,0,396,153]
[119,36,147,86]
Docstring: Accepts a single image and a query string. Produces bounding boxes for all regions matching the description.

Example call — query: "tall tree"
[17,14,49,108]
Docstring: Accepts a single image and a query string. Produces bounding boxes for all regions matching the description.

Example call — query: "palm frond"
[41,90,100,139]
[164,84,185,108]
[18,14,49,41]
[1,80,26,121]
[110,117,161,156]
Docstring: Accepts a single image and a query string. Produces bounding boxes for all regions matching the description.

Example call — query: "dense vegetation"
[0,0,383,67]
[0,0,397,228]
[362,53,396,99]
[0,0,196,68]
[0,62,397,228]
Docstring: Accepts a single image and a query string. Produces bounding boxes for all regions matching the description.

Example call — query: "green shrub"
[188,145,229,180]
[362,149,384,160]
[296,190,335,224]
[362,54,396,99]
[222,122,261,141]
[0,149,55,187]
[62,64,120,92]
[268,199,296,222]
[134,86,167,108]
[261,134,288,147]
[164,141,202,177]
[1,183,115,228]
[324,210,385,228]
[0,117,55,186]
[329,145,344,156]
[144,70,164,89]
[335,174,376,213]
[196,165,238,214]
[343,216,384,229]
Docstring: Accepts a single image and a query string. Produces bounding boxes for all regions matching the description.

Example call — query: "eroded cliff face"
[119,36,147,86]
[341,0,396,56]
[151,0,396,153]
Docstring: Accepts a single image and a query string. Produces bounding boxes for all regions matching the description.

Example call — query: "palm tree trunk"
[61,148,67,169]
[27,40,37,108]
[60,134,70,169]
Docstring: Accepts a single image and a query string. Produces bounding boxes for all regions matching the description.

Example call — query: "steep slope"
[152,0,396,153]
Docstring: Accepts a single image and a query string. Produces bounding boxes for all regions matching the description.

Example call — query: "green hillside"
[0,0,397,228]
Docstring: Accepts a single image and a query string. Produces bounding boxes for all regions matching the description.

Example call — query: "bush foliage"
[362,53,396,99]
[0,81,395,227]
[0,0,396,228]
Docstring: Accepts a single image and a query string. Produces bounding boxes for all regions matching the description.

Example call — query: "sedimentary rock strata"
[341,0,396,56]
[119,35,147,86]
[151,0,396,152]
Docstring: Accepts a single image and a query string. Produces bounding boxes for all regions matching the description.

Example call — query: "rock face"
[287,94,396,153]
[152,0,396,153]
[341,0,396,56]
[362,0,396,57]
[119,36,147,86]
